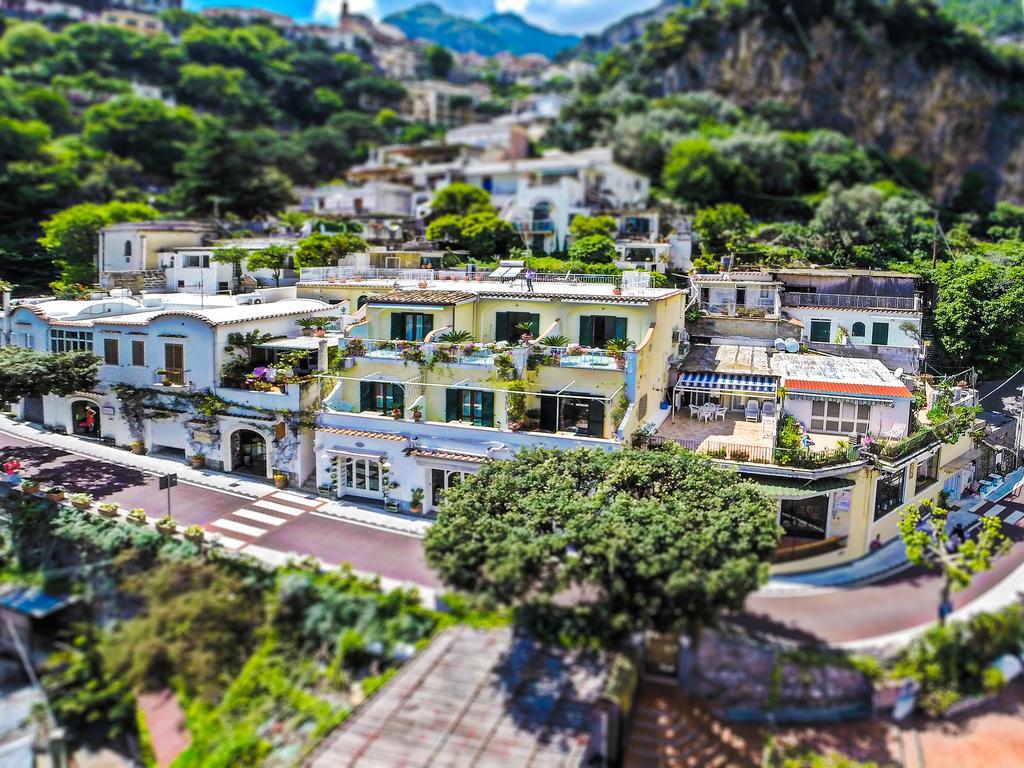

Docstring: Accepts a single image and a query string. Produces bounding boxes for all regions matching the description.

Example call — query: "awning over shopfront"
[674,372,777,396]
[746,477,854,500]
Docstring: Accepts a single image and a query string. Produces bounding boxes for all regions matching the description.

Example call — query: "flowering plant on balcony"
[345,338,366,356]
[431,346,454,364]
[401,346,425,363]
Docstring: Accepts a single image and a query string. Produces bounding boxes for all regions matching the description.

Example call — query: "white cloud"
[494,0,529,14]
[313,0,377,24]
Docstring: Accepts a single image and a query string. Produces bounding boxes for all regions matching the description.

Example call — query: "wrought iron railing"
[783,292,920,311]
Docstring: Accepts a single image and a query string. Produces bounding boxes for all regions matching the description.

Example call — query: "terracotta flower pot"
[410,504,423,515]
[21,482,39,494]
[131,443,146,455]
[274,475,289,489]
[191,455,206,469]
[46,491,65,502]
[72,501,91,511]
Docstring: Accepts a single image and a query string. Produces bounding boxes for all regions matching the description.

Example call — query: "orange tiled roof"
[406,447,488,464]
[784,379,911,398]
[316,426,406,441]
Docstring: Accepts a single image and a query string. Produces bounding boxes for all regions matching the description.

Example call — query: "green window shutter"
[480,391,495,427]
[391,384,404,412]
[360,382,372,412]
[528,313,540,337]
[390,312,404,340]
[445,389,459,422]
[579,316,593,347]
[810,320,831,343]
[421,313,433,340]
[613,317,627,341]
[871,322,889,346]
[587,400,606,437]
[495,311,508,343]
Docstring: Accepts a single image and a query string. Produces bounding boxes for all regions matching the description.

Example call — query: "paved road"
[0,433,440,590]
[4,428,1021,641]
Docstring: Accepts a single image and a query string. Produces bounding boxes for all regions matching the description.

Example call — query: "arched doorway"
[230,429,268,477]
[71,400,100,436]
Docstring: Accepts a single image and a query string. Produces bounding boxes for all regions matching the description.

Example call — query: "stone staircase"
[624,679,760,768]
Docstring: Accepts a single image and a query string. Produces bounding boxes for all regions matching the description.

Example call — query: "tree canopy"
[424,446,780,642]
[567,234,617,264]
[430,183,492,217]
[0,347,100,406]
[293,232,367,268]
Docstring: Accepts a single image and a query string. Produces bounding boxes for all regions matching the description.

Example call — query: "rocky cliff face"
[651,16,1024,203]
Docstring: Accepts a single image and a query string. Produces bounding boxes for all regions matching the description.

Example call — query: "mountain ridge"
[382,3,580,57]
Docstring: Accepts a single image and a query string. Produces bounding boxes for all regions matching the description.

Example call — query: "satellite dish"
[893,367,904,379]
[785,338,800,353]
[774,338,786,351]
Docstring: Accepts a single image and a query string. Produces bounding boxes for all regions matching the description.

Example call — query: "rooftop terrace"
[298,267,681,301]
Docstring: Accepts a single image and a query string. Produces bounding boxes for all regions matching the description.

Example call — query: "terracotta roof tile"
[369,290,476,305]
[784,379,911,398]
[406,447,488,464]
[316,426,406,441]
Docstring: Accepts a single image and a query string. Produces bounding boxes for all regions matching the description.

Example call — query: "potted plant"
[191,453,206,469]
[385,500,399,512]
[274,472,289,490]
[185,524,205,543]
[130,440,146,455]
[296,317,317,336]
[346,338,366,357]
[612,286,622,296]
[605,338,635,370]
[98,502,119,518]
[390,406,403,419]
[417,280,428,289]
[411,406,422,422]
[410,487,424,514]
[155,515,176,535]
[20,477,39,494]
[44,486,65,502]
[127,507,147,525]
[70,492,93,510]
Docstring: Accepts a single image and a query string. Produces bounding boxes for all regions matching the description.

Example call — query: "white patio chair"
[715,406,727,421]
[688,403,701,419]
[761,401,776,419]
[745,400,761,422]
[884,424,907,441]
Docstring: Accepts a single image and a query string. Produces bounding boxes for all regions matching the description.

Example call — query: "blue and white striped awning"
[674,372,778,395]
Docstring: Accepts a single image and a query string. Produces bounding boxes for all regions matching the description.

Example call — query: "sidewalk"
[761,474,1022,595]
[0,417,431,537]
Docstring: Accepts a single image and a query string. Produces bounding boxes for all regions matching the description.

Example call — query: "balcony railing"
[634,435,859,469]
[701,300,777,318]
[512,220,556,233]
[299,267,626,287]
[339,338,499,366]
[529,346,624,372]
[783,292,920,311]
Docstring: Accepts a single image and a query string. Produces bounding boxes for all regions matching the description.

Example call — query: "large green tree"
[246,243,291,286]
[567,234,617,264]
[0,347,100,406]
[425,446,780,643]
[932,258,1024,377]
[430,183,492,217]
[693,203,753,262]
[293,232,367,268]
[174,121,293,219]
[82,95,198,176]
[425,210,517,260]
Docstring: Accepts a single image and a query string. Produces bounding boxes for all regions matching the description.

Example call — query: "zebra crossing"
[207,490,326,550]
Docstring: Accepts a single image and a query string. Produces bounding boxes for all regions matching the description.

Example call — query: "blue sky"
[184,0,653,33]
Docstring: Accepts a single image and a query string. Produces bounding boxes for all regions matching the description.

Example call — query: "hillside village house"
[689,268,925,373]
[296,269,684,513]
[347,146,651,254]
[8,294,340,485]
[661,341,982,572]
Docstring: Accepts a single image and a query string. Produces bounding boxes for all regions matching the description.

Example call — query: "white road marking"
[211,518,267,537]
[233,508,288,526]
[271,491,321,508]
[253,498,305,516]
